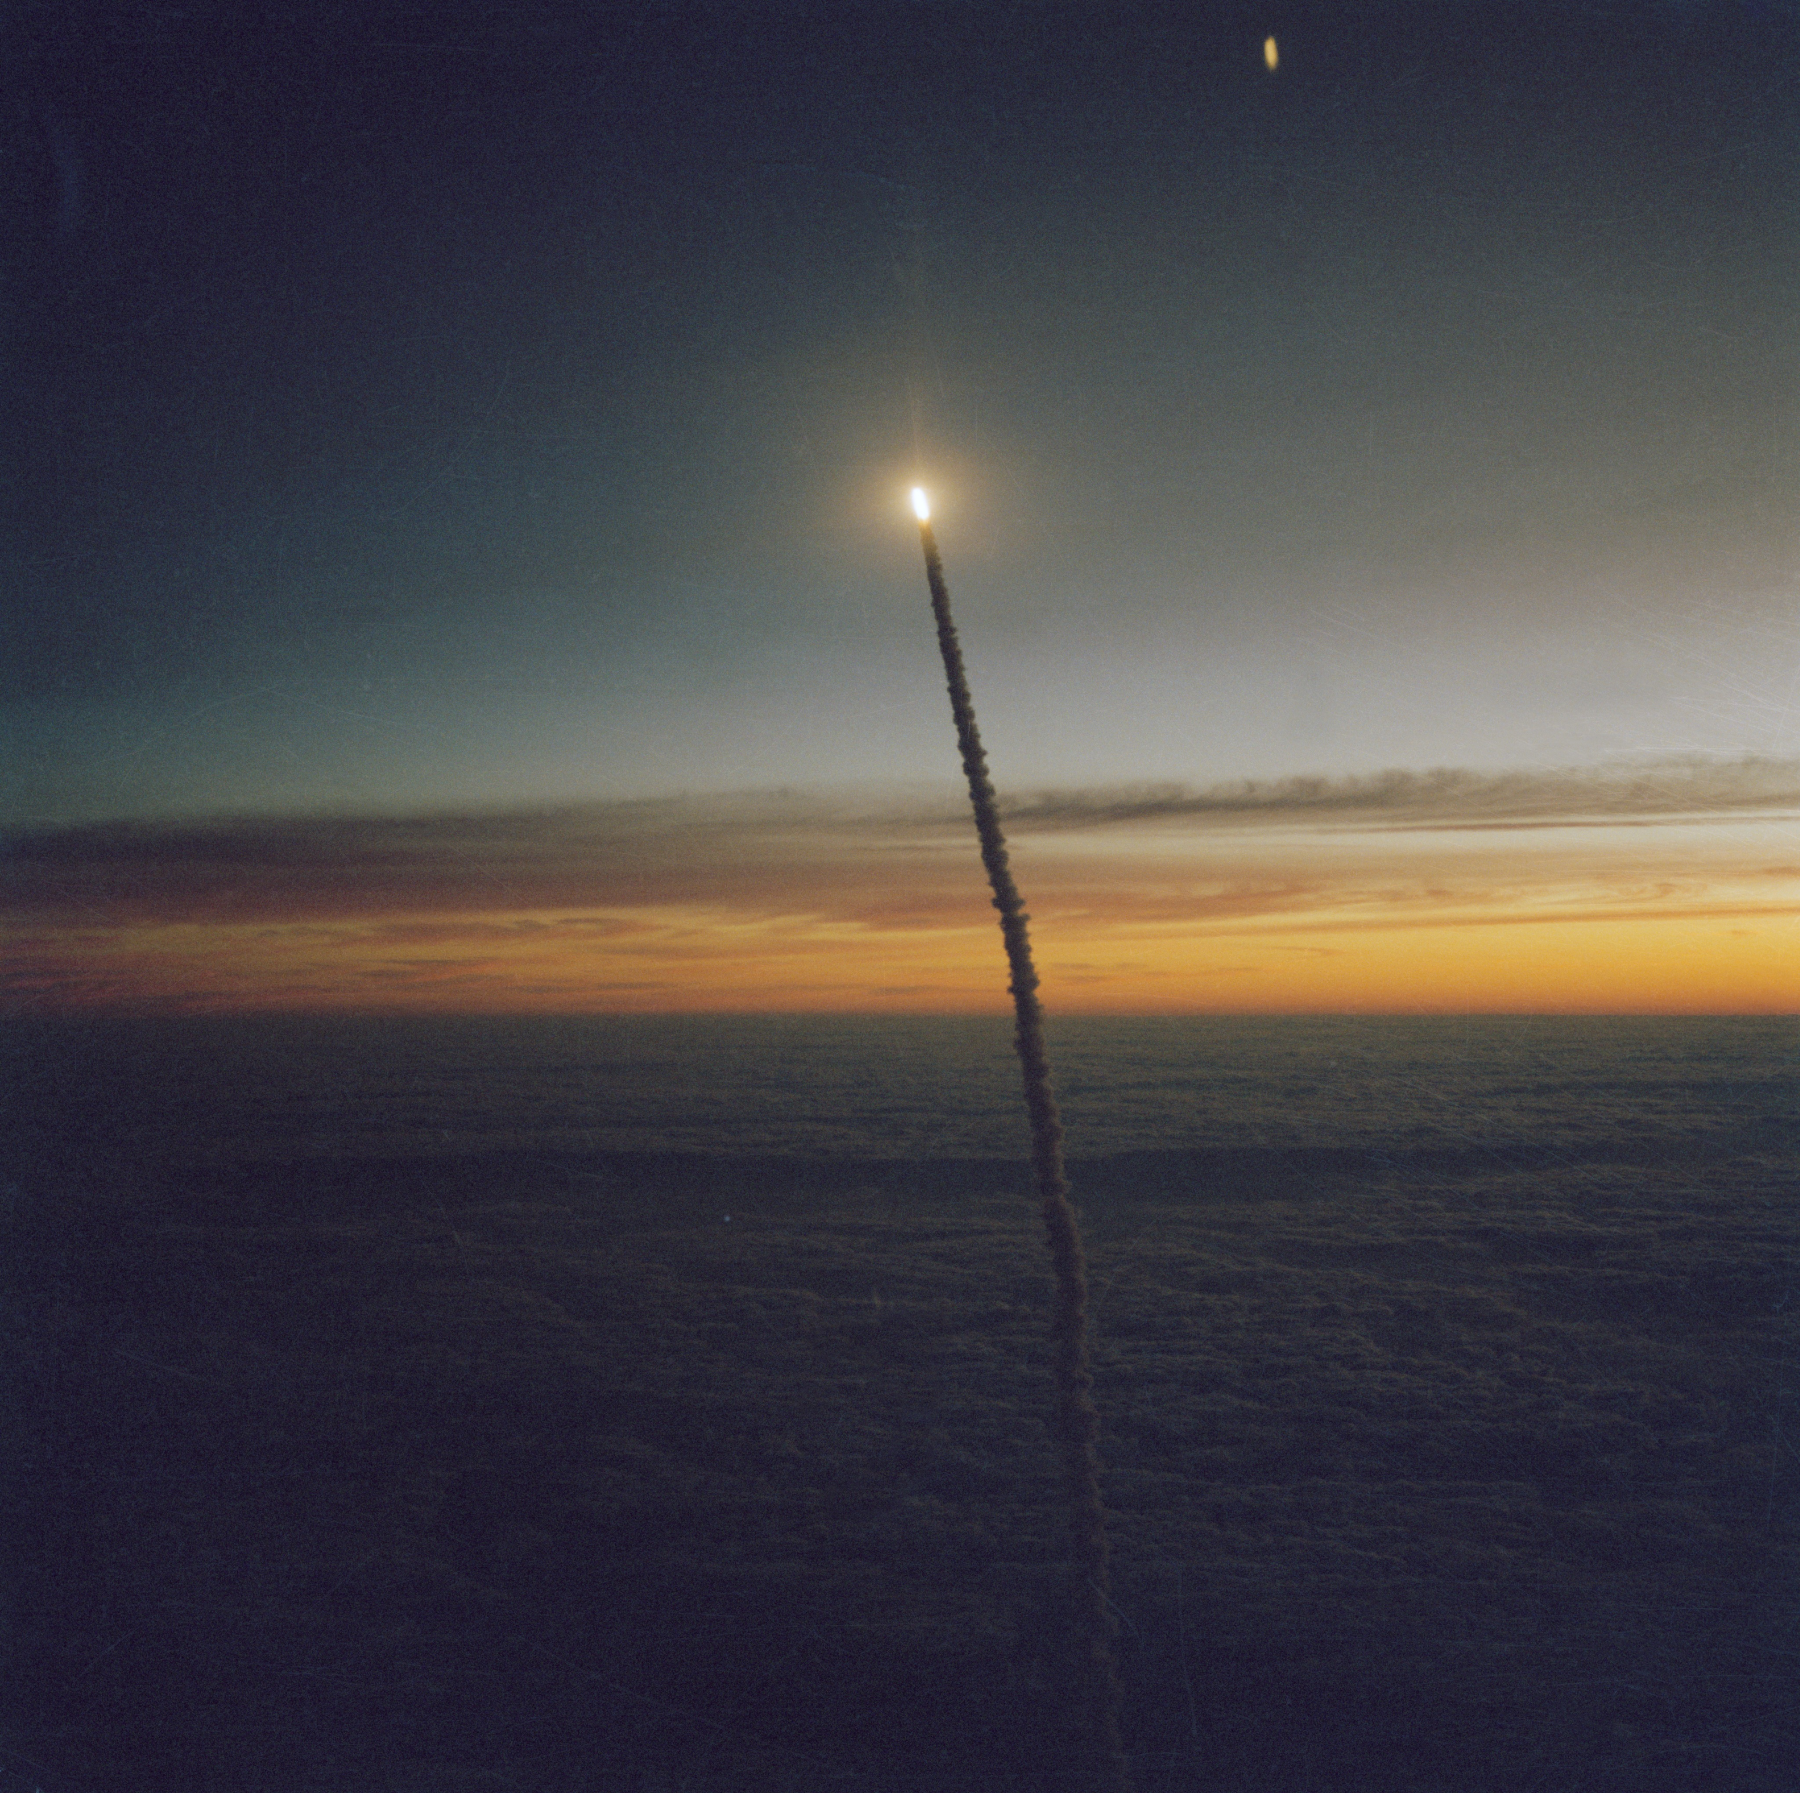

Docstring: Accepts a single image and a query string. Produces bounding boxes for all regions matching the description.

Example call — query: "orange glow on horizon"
[8,782,1796,1017]
[9,900,1795,1017]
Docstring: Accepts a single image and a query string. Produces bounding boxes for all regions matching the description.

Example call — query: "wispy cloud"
[1,791,928,922]
[5,760,1798,1012]
[9,758,1799,921]
[997,757,1800,831]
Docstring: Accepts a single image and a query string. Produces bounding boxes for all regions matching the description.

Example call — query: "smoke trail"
[915,507,1131,1791]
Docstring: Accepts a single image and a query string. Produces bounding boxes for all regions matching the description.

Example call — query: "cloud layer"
[6,759,1798,1013]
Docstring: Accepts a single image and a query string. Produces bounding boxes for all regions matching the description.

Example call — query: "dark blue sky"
[6,0,1796,823]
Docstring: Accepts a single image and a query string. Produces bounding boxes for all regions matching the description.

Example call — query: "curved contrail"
[913,494,1130,1791]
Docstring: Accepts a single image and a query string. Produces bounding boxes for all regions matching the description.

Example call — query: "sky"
[4,0,1798,1013]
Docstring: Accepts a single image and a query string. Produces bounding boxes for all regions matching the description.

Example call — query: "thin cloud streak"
[8,757,1800,919]
[998,758,1800,831]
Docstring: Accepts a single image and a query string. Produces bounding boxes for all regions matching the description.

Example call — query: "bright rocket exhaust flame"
[911,486,930,521]
[1264,33,1279,70]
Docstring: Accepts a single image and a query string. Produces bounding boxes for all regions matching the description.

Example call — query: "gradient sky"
[5,0,1798,1011]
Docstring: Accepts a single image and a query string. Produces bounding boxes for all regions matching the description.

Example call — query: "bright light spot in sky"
[1264,35,1278,71]
[911,487,930,521]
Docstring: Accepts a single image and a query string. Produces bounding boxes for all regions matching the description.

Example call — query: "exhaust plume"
[912,496,1130,1790]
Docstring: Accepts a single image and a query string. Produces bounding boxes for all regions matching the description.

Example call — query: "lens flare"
[911,486,930,521]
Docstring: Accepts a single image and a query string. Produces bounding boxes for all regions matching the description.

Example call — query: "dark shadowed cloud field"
[8,1014,1798,1789]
